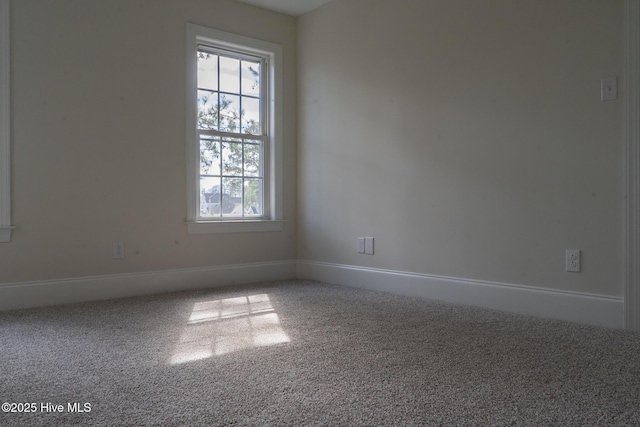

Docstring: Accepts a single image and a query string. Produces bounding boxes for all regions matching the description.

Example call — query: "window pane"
[241,60,260,96]
[244,142,260,177]
[221,178,243,216]
[241,97,260,134]
[200,136,220,175]
[244,179,262,216]
[197,90,218,130]
[219,94,240,132]
[219,56,240,94]
[222,140,243,176]
[197,52,218,91]
[200,176,221,217]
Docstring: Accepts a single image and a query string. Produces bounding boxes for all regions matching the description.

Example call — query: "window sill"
[187,220,284,234]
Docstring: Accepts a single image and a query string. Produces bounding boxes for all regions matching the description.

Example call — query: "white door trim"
[624,0,640,331]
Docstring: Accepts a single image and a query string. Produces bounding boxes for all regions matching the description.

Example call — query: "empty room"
[1,0,640,425]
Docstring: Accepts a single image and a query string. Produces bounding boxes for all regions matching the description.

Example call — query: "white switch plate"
[566,249,580,272]
[601,77,617,101]
[364,237,374,255]
[357,237,365,254]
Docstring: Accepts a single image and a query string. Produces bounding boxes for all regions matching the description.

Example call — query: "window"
[186,24,283,233]
[0,0,12,243]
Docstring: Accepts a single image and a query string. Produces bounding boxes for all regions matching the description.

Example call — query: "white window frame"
[186,24,283,234]
[0,0,12,243]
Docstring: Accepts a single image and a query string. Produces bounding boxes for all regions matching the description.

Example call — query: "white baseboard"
[297,260,624,329]
[0,260,297,311]
[0,259,624,329]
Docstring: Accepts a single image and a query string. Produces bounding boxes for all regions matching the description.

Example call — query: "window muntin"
[196,47,266,219]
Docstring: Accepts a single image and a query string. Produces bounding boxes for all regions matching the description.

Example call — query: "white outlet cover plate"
[566,249,580,272]
[113,242,125,259]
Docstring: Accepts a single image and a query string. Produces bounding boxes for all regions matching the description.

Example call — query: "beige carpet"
[0,280,639,426]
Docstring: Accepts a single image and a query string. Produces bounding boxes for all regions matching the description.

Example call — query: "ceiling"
[234,0,333,16]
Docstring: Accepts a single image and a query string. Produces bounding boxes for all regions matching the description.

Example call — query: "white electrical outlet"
[113,242,125,259]
[357,237,365,254]
[566,249,580,272]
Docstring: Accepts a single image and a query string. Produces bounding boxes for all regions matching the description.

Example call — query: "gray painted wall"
[1,0,627,303]
[297,0,625,296]
[1,0,297,283]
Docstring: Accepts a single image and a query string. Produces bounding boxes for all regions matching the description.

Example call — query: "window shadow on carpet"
[170,293,290,364]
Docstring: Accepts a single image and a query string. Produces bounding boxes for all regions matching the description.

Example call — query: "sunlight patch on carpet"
[170,293,290,364]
